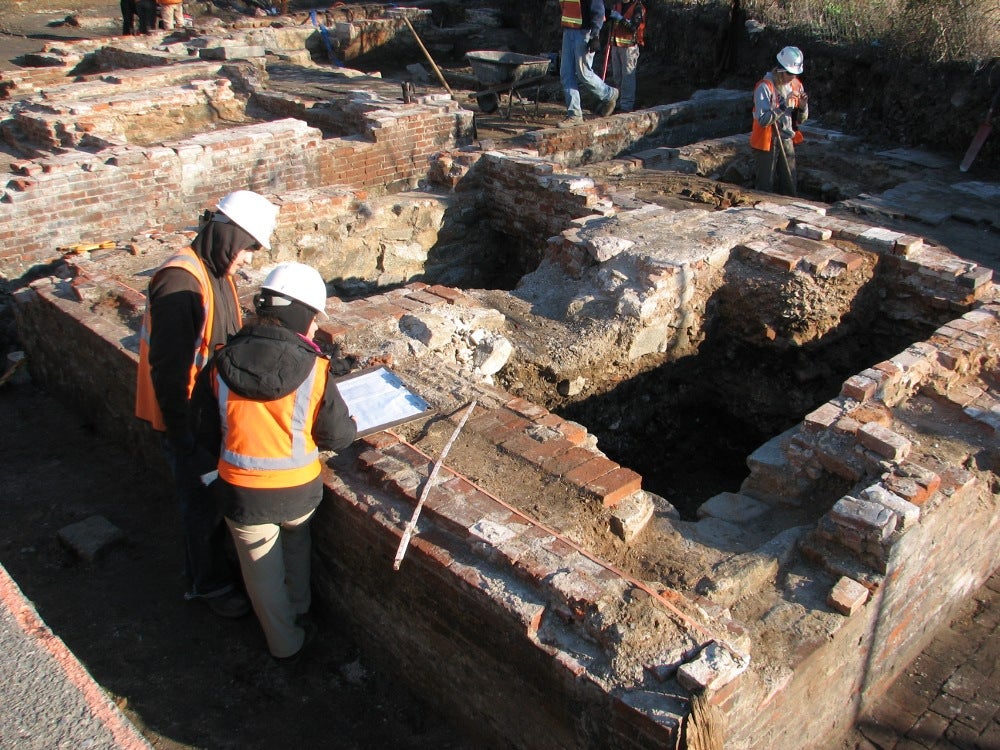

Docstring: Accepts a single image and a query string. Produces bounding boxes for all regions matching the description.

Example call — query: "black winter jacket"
[193,322,358,524]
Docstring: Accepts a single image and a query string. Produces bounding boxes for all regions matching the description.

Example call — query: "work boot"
[558,114,584,128]
[273,618,318,666]
[204,590,251,619]
[600,88,619,117]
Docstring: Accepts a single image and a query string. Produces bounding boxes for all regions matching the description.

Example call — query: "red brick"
[564,456,619,488]
[382,441,433,474]
[425,284,468,304]
[557,420,589,446]
[842,374,878,402]
[476,421,519,447]
[804,402,842,433]
[857,422,911,461]
[494,408,531,432]
[828,576,869,615]
[406,289,446,306]
[585,468,642,507]
[831,251,865,271]
[504,397,549,421]
[542,447,595,476]
[362,432,400,450]
[524,437,575,462]
[465,413,505,435]
[499,433,544,461]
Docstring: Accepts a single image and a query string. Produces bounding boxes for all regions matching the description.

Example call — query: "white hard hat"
[776,46,804,75]
[260,262,328,317]
[214,190,279,250]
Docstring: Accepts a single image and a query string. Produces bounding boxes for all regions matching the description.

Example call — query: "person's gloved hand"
[586,34,601,53]
[609,9,623,21]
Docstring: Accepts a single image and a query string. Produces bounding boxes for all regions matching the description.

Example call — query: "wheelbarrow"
[466,50,554,118]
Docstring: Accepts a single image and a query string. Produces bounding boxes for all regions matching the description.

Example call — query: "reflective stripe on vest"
[750,77,805,150]
[135,248,227,431]
[560,0,583,28]
[216,358,328,490]
[611,2,644,46]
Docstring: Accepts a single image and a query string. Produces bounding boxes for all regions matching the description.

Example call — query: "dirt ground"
[0,381,477,750]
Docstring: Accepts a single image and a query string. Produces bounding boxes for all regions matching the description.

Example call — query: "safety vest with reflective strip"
[611,1,645,46]
[135,248,242,431]
[750,76,805,150]
[560,0,584,29]
[215,357,329,490]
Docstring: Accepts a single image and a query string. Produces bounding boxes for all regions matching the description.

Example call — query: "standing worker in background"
[751,46,809,196]
[558,0,620,127]
[136,190,279,619]
[156,0,184,29]
[193,263,358,661]
[607,0,646,113]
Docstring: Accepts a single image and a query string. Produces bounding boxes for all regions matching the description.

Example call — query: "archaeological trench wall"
[6,20,1000,750]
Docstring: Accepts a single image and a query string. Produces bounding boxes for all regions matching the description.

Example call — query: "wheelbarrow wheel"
[476,92,500,114]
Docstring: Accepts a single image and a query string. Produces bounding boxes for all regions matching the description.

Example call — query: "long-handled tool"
[392,399,476,571]
[600,21,615,81]
[310,10,342,66]
[960,85,1000,172]
[390,11,454,99]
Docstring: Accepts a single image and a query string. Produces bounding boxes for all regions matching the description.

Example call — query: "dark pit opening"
[558,313,934,520]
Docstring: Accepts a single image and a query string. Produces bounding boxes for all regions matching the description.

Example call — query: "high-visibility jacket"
[611,1,645,47]
[750,76,805,151]
[560,0,584,29]
[214,357,330,490]
[135,247,241,431]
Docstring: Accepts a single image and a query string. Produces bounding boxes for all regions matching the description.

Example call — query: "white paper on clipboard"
[334,366,432,436]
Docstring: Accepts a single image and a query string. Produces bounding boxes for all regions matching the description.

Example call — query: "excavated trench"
[557,313,931,518]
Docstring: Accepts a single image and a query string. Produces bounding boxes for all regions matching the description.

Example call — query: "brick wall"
[13,250,1000,750]
[514,90,748,167]
[1,98,472,277]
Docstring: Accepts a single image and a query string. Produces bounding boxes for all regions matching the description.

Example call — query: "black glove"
[587,34,601,54]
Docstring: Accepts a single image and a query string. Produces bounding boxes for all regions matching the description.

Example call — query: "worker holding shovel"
[751,46,809,196]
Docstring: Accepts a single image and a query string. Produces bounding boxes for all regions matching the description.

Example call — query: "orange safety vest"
[611,1,645,47]
[214,357,330,490]
[560,0,584,29]
[750,76,805,151]
[135,247,242,431]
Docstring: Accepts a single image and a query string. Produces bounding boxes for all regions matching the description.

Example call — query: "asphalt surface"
[0,564,152,750]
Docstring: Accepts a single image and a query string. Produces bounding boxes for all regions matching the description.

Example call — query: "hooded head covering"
[190,210,257,278]
[255,291,316,336]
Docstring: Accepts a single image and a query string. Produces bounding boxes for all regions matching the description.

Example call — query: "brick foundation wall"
[313,460,678,749]
[13,254,1000,750]
[1,98,472,277]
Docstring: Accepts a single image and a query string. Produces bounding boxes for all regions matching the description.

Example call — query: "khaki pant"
[157,2,184,29]
[227,510,314,658]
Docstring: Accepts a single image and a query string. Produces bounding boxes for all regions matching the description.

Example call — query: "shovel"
[960,86,1000,172]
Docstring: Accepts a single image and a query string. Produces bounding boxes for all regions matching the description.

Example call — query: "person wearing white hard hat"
[750,46,809,196]
[136,190,279,620]
[191,262,358,661]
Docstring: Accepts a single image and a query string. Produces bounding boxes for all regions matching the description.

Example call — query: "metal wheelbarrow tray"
[466,50,553,117]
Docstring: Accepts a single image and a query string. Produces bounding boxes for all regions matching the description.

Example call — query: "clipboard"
[334,366,433,437]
